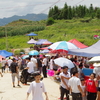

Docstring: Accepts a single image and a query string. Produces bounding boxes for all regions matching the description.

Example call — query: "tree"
[96,8,100,19]
[62,3,69,19]
[46,17,54,26]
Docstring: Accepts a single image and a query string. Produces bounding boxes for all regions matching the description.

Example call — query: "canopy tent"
[68,39,88,48]
[26,32,37,36]
[27,39,37,44]
[35,39,52,45]
[68,40,100,57]
[0,50,13,58]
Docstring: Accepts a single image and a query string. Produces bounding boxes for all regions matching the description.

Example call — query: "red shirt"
[86,79,97,93]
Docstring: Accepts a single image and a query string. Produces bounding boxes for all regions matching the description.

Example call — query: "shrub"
[46,17,55,25]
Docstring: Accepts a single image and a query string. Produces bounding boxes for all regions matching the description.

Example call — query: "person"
[42,55,47,78]
[59,66,70,100]
[1,58,6,73]
[78,64,85,79]
[7,57,13,71]
[80,78,87,100]
[24,57,34,85]
[10,58,20,87]
[85,73,97,100]
[26,72,49,100]
[96,72,100,100]
[0,72,3,77]
[93,63,100,77]
[30,55,38,71]
[49,56,54,70]
[68,71,85,100]
[37,55,42,73]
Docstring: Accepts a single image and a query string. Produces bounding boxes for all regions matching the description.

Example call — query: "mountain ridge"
[0,13,48,26]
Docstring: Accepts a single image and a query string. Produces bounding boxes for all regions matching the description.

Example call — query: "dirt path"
[0,72,60,100]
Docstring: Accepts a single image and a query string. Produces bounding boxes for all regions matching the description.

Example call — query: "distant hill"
[0,13,48,26]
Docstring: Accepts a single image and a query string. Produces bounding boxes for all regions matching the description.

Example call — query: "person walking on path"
[7,57,13,71]
[1,58,6,73]
[68,71,85,100]
[26,72,49,100]
[24,57,34,85]
[10,58,20,87]
[42,55,47,78]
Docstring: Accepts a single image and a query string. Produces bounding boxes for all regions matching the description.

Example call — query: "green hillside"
[0,18,100,50]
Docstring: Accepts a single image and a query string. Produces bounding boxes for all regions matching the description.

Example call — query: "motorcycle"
[20,69,43,84]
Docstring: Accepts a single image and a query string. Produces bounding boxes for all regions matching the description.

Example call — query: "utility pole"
[5,26,8,50]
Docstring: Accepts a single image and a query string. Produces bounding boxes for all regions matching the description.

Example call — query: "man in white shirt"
[30,55,38,71]
[42,55,47,78]
[7,58,13,71]
[24,57,34,85]
[68,71,85,100]
[59,66,70,100]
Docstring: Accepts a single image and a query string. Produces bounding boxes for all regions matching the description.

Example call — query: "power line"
[39,0,61,13]
[74,0,85,6]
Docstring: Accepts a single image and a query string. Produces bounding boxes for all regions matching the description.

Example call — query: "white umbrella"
[88,56,100,63]
[48,41,78,50]
[54,57,75,69]
[27,39,37,44]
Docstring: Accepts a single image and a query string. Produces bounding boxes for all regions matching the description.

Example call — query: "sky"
[0,0,100,19]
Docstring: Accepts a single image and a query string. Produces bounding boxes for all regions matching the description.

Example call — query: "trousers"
[72,92,82,100]
[60,86,69,100]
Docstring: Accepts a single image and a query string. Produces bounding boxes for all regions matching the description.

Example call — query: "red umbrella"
[49,49,68,54]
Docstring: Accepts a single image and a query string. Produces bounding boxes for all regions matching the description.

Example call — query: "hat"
[93,63,100,67]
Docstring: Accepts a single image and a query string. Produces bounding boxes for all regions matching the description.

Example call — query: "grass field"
[0,18,100,50]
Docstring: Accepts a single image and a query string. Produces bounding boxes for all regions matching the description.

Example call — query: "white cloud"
[0,0,100,18]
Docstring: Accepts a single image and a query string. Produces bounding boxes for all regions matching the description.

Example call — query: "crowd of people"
[0,54,100,100]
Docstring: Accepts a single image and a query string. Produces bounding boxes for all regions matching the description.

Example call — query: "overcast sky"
[0,0,100,19]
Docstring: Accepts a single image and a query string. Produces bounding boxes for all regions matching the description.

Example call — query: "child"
[80,78,87,100]
[26,72,49,100]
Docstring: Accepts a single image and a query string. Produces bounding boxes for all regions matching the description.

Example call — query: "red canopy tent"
[68,39,88,49]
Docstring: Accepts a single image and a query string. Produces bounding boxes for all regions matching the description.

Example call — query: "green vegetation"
[48,4,100,20]
[0,17,100,50]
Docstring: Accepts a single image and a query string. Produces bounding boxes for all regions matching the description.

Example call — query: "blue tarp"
[26,33,37,36]
[82,68,93,76]
[68,40,100,57]
[0,50,13,57]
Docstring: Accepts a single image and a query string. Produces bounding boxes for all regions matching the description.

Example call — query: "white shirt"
[27,81,46,100]
[59,72,70,89]
[49,59,53,69]
[31,57,37,67]
[42,58,47,66]
[68,76,81,93]
[80,84,85,92]
[7,59,13,66]
[27,61,34,73]
[1,60,6,66]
